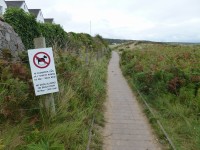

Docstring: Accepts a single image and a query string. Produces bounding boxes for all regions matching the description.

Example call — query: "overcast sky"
[23,0,200,42]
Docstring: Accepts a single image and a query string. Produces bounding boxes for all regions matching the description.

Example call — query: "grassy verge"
[119,43,200,150]
[0,50,111,150]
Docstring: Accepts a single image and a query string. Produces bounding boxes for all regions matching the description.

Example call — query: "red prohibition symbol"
[33,52,51,68]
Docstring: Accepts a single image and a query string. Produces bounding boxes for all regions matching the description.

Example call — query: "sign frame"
[28,47,59,96]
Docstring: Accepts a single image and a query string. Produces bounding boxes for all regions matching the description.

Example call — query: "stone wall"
[0,20,25,58]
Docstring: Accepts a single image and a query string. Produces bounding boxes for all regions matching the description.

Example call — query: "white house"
[5,1,29,13]
[29,9,44,23]
[0,0,7,15]
[44,18,54,24]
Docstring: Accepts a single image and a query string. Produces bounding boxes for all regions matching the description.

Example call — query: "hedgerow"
[38,23,67,49]
[3,8,108,53]
[3,8,68,50]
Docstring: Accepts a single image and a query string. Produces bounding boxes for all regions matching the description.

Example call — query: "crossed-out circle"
[33,52,51,68]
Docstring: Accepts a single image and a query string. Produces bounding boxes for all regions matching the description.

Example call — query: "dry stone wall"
[0,20,25,58]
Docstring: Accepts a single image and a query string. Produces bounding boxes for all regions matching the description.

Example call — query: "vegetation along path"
[103,51,161,150]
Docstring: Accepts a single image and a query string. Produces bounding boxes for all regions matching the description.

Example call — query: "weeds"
[0,48,111,149]
[120,43,200,150]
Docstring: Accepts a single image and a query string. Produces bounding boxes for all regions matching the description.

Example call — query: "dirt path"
[103,51,161,150]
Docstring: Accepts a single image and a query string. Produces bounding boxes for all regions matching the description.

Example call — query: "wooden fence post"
[34,37,56,116]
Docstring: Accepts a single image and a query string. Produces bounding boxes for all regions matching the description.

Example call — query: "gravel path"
[103,51,161,150]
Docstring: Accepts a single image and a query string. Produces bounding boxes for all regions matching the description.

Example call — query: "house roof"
[5,1,24,8]
[29,9,40,17]
[44,18,54,23]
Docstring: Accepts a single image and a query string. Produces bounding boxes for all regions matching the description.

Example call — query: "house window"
[0,6,3,15]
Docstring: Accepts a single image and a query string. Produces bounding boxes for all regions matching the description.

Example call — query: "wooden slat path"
[103,51,161,150]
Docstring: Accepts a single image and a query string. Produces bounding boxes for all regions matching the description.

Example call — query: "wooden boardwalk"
[103,51,161,150]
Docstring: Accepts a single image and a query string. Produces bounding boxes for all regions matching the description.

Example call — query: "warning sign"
[28,48,59,96]
[33,52,51,68]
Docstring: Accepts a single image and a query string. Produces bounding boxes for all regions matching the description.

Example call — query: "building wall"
[36,11,44,23]
[20,3,29,13]
[0,0,7,15]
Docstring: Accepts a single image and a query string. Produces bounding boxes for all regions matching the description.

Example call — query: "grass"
[119,42,200,150]
[0,50,111,150]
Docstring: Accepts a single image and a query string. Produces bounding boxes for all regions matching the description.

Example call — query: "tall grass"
[0,49,111,149]
[120,43,200,150]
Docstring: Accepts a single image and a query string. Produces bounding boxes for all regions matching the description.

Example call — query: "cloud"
[22,0,200,42]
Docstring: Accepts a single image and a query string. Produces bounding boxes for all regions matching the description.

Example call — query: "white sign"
[28,47,59,96]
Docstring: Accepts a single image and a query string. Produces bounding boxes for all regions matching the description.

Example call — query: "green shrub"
[38,23,67,49]
[120,44,200,149]
[0,49,111,149]
[1,7,110,149]
[0,61,37,122]
[4,8,40,49]
[66,32,109,52]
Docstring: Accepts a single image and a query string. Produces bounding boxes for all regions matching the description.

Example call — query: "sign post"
[28,47,59,96]
[29,37,58,116]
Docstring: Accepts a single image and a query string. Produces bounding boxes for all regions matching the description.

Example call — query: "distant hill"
[104,38,132,44]
[105,38,200,45]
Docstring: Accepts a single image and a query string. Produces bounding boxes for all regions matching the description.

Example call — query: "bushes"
[3,8,108,52]
[66,32,109,53]
[3,7,109,53]
[120,43,200,149]
[1,7,110,149]
[3,8,40,49]
[38,23,67,49]
[0,48,110,149]
[0,60,36,122]
[120,47,200,97]
[3,8,68,50]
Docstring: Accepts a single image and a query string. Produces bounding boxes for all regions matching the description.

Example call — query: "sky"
[20,0,200,42]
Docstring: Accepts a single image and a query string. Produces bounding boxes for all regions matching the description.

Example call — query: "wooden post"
[34,37,46,48]
[34,37,56,116]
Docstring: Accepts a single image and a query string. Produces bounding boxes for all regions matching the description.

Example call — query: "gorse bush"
[4,8,40,49]
[120,43,200,150]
